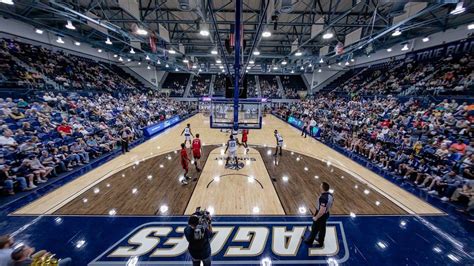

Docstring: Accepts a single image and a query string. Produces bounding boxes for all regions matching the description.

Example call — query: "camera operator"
[184,208,213,266]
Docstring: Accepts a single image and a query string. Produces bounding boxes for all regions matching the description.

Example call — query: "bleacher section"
[162,73,190,97]
[259,75,280,98]
[213,74,226,97]
[189,74,211,97]
[281,75,307,99]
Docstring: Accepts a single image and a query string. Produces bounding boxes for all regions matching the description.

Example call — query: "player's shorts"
[181,162,188,171]
[242,137,247,143]
[193,152,201,159]
[277,140,283,147]
[184,134,191,141]
[228,150,237,158]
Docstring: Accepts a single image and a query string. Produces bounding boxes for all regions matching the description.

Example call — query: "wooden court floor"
[13,114,442,216]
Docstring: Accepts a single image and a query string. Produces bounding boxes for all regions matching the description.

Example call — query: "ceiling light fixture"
[118,57,123,61]
[0,0,14,5]
[450,1,465,15]
[169,49,176,54]
[273,66,278,70]
[56,36,64,44]
[165,64,169,68]
[253,50,260,56]
[145,55,150,60]
[157,59,161,64]
[127,58,131,62]
[318,68,322,73]
[200,29,210,36]
[249,60,255,64]
[322,31,333,39]
[147,65,151,70]
[175,67,179,71]
[345,61,349,66]
[74,41,81,46]
[65,20,76,30]
[183,58,189,63]
[308,63,313,67]
[281,60,287,65]
[291,69,294,73]
[387,48,392,52]
[319,58,324,63]
[216,59,222,64]
[401,44,409,51]
[262,30,272,38]
[129,48,135,54]
[295,50,302,56]
[392,28,402,37]
[136,28,148,36]
[300,66,304,70]
[211,48,218,55]
[468,23,474,30]
[113,54,118,58]
[97,49,102,53]
[35,28,43,34]
[105,37,112,45]
[422,37,430,42]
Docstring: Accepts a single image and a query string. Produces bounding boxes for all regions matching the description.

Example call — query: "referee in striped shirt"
[303,182,334,248]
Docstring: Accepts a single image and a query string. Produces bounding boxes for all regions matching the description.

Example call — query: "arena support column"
[233,0,243,131]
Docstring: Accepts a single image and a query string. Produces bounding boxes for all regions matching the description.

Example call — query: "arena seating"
[275,95,473,212]
[162,73,190,97]
[281,75,307,99]
[245,75,259,98]
[213,74,226,96]
[0,92,194,196]
[259,75,280,98]
[3,39,143,92]
[189,74,211,97]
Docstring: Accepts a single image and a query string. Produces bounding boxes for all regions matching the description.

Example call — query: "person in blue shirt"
[184,214,213,266]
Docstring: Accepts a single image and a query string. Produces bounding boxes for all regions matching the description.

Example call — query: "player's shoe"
[181,179,189,185]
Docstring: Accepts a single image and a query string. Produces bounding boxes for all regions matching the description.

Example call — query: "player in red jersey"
[241,129,249,153]
[180,143,191,185]
[192,134,202,172]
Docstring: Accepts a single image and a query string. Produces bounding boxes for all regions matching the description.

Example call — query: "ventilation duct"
[279,0,295,13]
[178,0,191,11]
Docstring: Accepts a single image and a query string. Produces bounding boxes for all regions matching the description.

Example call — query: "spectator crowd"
[0,91,194,196]
[276,95,474,217]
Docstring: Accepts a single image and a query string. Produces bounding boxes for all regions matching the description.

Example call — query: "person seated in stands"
[1,165,29,195]
[70,141,90,164]
[22,154,53,183]
[16,98,28,109]
[0,129,18,152]
[450,139,467,155]
[0,234,14,265]
[9,107,25,121]
[57,121,73,137]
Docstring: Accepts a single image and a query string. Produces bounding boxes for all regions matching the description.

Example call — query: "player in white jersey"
[224,134,240,166]
[274,129,283,156]
[180,123,194,146]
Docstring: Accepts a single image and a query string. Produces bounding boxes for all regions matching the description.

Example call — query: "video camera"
[193,207,212,240]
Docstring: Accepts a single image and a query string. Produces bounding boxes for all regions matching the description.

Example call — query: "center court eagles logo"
[214,157,256,170]
[89,220,349,265]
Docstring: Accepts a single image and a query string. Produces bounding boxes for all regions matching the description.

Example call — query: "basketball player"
[180,143,191,185]
[181,124,194,146]
[241,129,249,152]
[191,134,202,172]
[274,129,283,156]
[224,135,240,167]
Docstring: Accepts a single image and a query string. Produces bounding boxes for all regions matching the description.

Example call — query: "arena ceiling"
[0,0,473,74]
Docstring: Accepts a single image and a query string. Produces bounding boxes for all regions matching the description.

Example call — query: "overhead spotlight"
[165,64,169,68]
[35,28,43,34]
[127,58,131,62]
[318,68,322,73]
[118,56,123,62]
[253,49,260,56]
[157,59,161,64]
[345,61,349,66]
[308,63,313,67]
[249,60,255,64]
[136,28,148,36]
[291,69,294,73]
[138,62,141,65]
[247,66,251,69]
[65,20,76,30]
[281,60,287,65]
[183,58,189,63]
[74,41,81,46]
[105,37,112,45]
[450,1,465,15]
[468,23,474,30]
[328,65,331,68]
[216,59,222,64]
[350,58,355,62]
[392,28,402,37]
[322,31,333,39]
[169,49,176,54]
[295,50,302,56]
[56,36,64,44]
[401,44,409,51]
[0,0,14,5]
[211,48,218,55]
[145,55,150,60]
[199,29,210,36]
[198,68,202,72]
[219,65,224,69]
[300,66,304,70]
[245,69,249,73]
[273,65,278,70]
[175,67,179,71]
[338,62,342,66]
[387,48,392,52]
[319,58,324,63]
[113,54,118,58]
[147,65,151,70]
[221,69,225,73]
[192,64,197,69]
[129,48,136,54]
[422,37,430,42]
[97,49,102,53]
[262,30,272,38]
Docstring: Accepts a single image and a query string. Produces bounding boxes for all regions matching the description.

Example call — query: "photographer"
[184,209,213,266]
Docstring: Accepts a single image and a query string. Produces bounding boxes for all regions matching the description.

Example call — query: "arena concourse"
[0,0,473,265]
